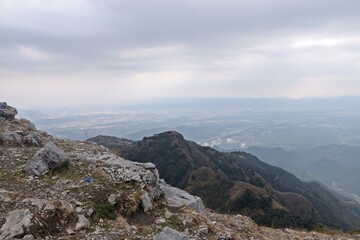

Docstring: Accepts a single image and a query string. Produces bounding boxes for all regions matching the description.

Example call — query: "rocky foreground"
[0,103,360,240]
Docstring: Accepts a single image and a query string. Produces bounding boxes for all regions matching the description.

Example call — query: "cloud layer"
[1,0,360,108]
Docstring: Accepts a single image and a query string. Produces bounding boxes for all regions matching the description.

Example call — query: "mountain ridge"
[246,145,360,202]
[89,131,360,231]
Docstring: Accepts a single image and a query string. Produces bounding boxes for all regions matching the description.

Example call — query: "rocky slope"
[89,132,360,231]
[1,103,360,239]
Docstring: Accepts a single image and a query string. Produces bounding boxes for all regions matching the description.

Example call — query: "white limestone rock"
[0,209,33,240]
[141,192,154,212]
[75,215,90,231]
[160,181,206,214]
[25,142,69,176]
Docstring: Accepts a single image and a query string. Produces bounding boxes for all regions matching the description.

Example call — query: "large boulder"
[0,131,23,146]
[0,102,17,120]
[24,142,69,176]
[160,181,206,214]
[0,209,33,240]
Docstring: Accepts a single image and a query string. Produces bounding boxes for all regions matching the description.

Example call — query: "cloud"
[1,0,360,108]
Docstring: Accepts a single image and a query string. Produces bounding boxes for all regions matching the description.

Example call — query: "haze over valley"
[24,97,360,150]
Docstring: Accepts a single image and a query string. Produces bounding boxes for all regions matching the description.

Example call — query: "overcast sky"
[1,0,360,108]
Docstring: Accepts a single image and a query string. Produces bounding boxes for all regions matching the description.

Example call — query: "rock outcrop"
[78,151,206,214]
[0,102,17,120]
[0,131,23,146]
[160,181,206,214]
[24,142,69,176]
[0,209,33,240]
[0,115,48,147]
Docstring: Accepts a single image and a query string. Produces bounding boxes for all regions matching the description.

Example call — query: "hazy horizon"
[2,0,360,108]
[9,95,360,112]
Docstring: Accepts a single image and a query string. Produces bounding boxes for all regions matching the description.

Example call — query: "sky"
[1,0,360,108]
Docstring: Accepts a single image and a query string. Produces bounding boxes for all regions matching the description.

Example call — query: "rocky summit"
[1,104,360,239]
[0,103,17,120]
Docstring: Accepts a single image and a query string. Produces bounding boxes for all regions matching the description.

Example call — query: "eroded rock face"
[25,142,69,176]
[0,209,33,240]
[80,152,163,211]
[0,102,17,120]
[80,152,206,214]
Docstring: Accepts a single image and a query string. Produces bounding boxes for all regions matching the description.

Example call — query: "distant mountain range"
[246,145,360,203]
[89,132,360,231]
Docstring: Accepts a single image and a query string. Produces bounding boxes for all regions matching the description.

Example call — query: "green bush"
[96,203,117,220]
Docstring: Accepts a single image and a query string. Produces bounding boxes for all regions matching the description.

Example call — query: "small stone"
[22,234,35,240]
[74,200,84,206]
[86,208,94,217]
[141,192,153,212]
[164,208,173,219]
[66,228,75,235]
[75,207,83,213]
[124,223,132,233]
[108,194,116,205]
[110,231,125,238]
[155,218,166,224]
[75,215,90,231]
[0,189,11,202]
[62,190,69,196]
[198,225,208,234]
[26,176,35,182]
[95,225,102,234]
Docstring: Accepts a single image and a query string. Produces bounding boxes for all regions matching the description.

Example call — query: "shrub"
[96,203,117,220]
